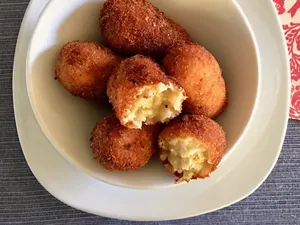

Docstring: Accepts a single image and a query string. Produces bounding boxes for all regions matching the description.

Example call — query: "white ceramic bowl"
[26,0,259,189]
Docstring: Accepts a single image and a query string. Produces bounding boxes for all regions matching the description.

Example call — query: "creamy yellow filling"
[160,138,208,182]
[123,83,185,128]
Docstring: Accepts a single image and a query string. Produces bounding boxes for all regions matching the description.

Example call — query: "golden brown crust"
[100,0,191,58]
[158,114,226,181]
[107,55,183,126]
[163,43,227,118]
[55,41,123,104]
[90,113,161,171]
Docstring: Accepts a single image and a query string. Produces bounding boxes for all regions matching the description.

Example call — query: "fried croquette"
[107,55,186,129]
[163,43,227,118]
[90,114,160,171]
[158,115,226,183]
[100,0,191,58]
[55,41,123,104]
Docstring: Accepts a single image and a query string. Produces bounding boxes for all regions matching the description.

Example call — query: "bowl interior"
[27,0,259,189]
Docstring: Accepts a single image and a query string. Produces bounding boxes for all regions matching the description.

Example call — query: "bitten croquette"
[107,55,186,129]
[163,43,227,118]
[158,115,226,183]
[55,41,123,104]
[90,114,160,171]
[100,0,191,58]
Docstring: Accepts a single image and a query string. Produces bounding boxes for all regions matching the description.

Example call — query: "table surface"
[1,1,300,224]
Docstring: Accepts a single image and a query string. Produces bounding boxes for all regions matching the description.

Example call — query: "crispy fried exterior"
[55,41,123,104]
[90,114,160,171]
[163,43,227,118]
[100,0,191,58]
[107,55,183,126]
[158,114,226,182]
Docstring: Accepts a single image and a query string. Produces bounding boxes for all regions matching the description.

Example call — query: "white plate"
[14,0,290,221]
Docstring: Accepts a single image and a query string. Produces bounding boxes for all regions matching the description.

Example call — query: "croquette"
[163,43,227,118]
[107,55,186,129]
[100,0,191,58]
[158,114,226,183]
[90,114,160,171]
[55,41,123,104]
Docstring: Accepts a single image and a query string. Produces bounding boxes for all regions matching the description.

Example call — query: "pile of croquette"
[54,0,227,184]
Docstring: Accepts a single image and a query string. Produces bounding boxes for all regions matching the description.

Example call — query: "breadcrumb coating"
[90,114,160,171]
[158,115,226,183]
[55,41,123,104]
[163,43,227,118]
[107,55,186,129]
[100,0,191,58]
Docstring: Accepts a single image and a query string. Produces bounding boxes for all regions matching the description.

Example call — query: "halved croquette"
[107,55,186,129]
[158,114,226,183]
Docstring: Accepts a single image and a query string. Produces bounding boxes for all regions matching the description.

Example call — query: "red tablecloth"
[274,0,300,119]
